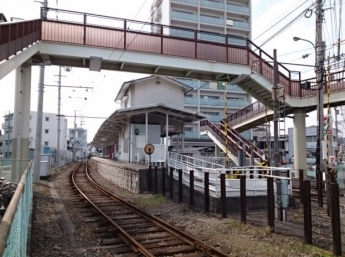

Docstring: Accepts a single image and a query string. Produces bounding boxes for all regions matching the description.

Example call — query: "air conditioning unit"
[226,19,234,26]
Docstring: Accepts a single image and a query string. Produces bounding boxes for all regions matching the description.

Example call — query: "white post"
[145,112,149,144]
[33,65,45,182]
[293,109,307,177]
[12,65,31,182]
[181,124,185,152]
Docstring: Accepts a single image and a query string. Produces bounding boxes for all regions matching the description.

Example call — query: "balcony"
[171,11,198,22]
[199,0,250,16]
[227,20,250,30]
[200,0,224,10]
[226,4,250,15]
[200,15,225,26]
[184,131,209,139]
[184,97,250,108]
[172,0,198,5]
[0,145,13,154]
[206,115,222,123]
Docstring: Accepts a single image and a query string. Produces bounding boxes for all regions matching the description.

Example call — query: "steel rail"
[84,161,230,257]
[71,162,155,257]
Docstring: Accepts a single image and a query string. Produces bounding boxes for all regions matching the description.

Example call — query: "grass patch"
[136,195,168,208]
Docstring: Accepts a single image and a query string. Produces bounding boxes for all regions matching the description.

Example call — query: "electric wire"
[254,0,310,41]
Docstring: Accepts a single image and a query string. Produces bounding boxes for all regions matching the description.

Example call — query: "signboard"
[144,143,154,155]
[323,115,332,135]
[164,125,175,132]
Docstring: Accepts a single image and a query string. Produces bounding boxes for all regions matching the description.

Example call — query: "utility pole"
[315,0,326,207]
[56,66,62,171]
[273,49,280,168]
[33,65,45,182]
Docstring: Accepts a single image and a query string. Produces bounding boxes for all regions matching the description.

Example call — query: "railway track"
[71,161,229,257]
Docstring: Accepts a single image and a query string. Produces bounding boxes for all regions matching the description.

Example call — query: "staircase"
[200,120,267,165]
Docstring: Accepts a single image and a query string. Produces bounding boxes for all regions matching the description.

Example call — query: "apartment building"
[0,112,68,158]
[68,127,88,159]
[151,0,252,149]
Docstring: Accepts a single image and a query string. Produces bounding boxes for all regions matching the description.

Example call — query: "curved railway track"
[71,162,229,257]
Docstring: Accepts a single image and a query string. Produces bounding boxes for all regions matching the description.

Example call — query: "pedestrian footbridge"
[1,7,345,167]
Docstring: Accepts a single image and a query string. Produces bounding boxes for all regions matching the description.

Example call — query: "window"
[30,115,32,120]
[45,129,49,134]
[185,94,193,98]
[29,128,31,133]
[44,141,49,146]
[202,112,219,116]
[184,127,193,131]
[45,117,49,122]
[207,96,219,100]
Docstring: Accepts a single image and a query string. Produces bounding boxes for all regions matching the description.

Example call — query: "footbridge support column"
[293,109,307,177]
[12,65,31,182]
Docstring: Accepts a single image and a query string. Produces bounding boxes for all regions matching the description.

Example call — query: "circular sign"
[144,143,154,155]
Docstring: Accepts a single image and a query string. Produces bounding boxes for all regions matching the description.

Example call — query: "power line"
[252,0,279,22]
[254,0,309,41]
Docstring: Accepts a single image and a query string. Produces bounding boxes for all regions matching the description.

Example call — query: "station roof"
[92,103,205,146]
[115,75,193,102]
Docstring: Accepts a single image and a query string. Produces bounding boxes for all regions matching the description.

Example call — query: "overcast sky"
[0,0,343,142]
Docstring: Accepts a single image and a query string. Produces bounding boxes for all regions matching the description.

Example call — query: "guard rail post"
[190,170,194,207]
[221,173,226,218]
[267,177,274,231]
[170,167,174,200]
[178,169,183,203]
[154,166,158,195]
[240,175,246,224]
[162,167,166,196]
[204,172,209,212]
[148,165,152,192]
[303,180,312,244]
[330,182,342,256]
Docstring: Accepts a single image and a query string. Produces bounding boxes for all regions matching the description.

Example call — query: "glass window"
[45,129,49,134]
[45,117,49,122]
[45,141,49,146]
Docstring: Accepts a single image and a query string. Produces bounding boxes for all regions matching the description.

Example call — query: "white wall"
[131,79,185,107]
[29,111,68,151]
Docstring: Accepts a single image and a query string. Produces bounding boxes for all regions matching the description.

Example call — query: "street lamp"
[293,36,324,201]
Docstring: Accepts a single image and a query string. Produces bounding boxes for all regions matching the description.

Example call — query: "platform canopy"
[92,103,206,146]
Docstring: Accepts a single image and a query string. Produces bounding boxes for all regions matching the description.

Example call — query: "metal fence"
[0,161,33,257]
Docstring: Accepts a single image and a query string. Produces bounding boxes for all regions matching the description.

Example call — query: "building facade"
[0,111,68,159]
[68,127,88,159]
[151,0,253,149]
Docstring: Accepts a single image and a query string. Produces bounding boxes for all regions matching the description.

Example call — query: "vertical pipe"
[317,170,323,207]
[267,177,274,231]
[189,170,194,207]
[124,20,127,49]
[160,25,163,54]
[220,173,226,218]
[331,183,342,256]
[154,166,158,195]
[273,49,280,168]
[178,169,183,203]
[162,167,165,196]
[170,167,174,200]
[33,65,45,183]
[303,180,312,244]
[204,172,209,212]
[166,114,169,168]
[240,175,246,224]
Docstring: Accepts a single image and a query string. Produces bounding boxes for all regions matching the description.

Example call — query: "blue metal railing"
[0,162,33,257]
[200,15,224,26]
[172,0,198,5]
[227,4,250,14]
[171,11,198,22]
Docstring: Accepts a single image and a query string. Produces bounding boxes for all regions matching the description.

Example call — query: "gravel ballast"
[30,162,334,257]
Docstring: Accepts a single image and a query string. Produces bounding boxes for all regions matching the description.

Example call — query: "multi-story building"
[68,127,88,159]
[151,0,252,149]
[0,112,68,159]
